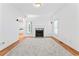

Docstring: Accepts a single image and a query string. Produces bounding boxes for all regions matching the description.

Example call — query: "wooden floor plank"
[0,33,25,56]
[0,35,79,56]
[50,36,79,56]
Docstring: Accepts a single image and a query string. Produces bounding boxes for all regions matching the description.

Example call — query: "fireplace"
[35,28,44,37]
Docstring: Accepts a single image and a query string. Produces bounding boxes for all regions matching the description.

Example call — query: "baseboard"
[0,35,79,56]
[50,36,79,56]
[0,33,25,56]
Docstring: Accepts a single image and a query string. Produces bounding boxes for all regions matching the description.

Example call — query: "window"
[26,21,32,34]
[54,20,58,35]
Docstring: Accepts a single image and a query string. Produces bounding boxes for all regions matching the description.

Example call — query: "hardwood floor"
[50,36,79,56]
[0,34,79,56]
[0,33,25,56]
[0,40,19,56]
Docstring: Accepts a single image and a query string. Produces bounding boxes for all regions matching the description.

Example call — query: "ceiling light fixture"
[33,3,41,8]
[27,14,39,18]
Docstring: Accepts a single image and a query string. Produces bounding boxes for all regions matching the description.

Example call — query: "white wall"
[25,15,54,37]
[1,3,79,52]
[0,4,3,48]
[0,4,23,50]
[55,3,79,51]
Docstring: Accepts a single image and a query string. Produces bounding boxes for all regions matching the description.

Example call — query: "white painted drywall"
[0,4,3,48]
[55,3,79,51]
[25,15,54,37]
[0,3,79,52]
[0,4,23,50]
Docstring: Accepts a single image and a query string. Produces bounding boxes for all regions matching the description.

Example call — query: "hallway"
[7,38,72,56]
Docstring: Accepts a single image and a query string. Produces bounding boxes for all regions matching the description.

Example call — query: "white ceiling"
[10,3,66,16]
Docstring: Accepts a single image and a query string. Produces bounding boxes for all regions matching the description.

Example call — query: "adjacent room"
[0,3,79,56]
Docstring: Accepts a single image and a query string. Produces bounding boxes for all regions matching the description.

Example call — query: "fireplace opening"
[35,29,44,37]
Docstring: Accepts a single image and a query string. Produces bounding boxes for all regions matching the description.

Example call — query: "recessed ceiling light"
[33,3,41,8]
[27,14,39,18]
